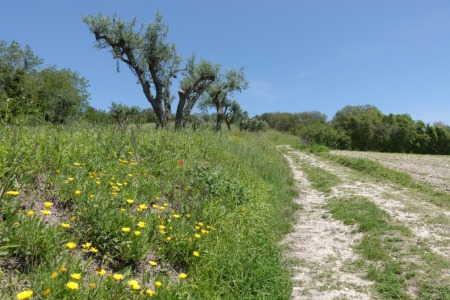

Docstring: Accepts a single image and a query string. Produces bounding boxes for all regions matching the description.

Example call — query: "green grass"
[327,196,450,299]
[0,125,298,299]
[297,164,341,194]
[322,153,450,208]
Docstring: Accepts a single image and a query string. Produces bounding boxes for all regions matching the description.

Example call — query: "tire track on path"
[287,149,450,262]
[280,146,373,300]
[282,146,450,299]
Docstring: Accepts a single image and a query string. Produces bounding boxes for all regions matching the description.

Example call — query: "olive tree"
[200,68,248,131]
[175,55,219,129]
[82,13,217,129]
[109,101,140,126]
[223,99,242,131]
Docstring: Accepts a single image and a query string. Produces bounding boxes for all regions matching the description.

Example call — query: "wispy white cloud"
[295,68,321,79]
[244,79,292,104]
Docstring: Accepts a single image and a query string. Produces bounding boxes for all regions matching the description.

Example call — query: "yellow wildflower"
[122,227,131,233]
[27,210,35,217]
[68,177,74,182]
[193,251,200,257]
[127,279,140,290]
[145,288,155,295]
[137,221,146,228]
[43,202,53,208]
[134,231,141,237]
[126,199,134,205]
[128,280,139,286]
[155,281,162,287]
[90,247,99,253]
[51,271,58,278]
[41,210,52,215]
[96,268,106,275]
[179,273,188,279]
[66,281,78,290]
[89,194,95,199]
[172,214,180,219]
[43,288,51,296]
[66,242,77,249]
[60,266,67,272]
[70,273,81,280]
[138,204,147,210]
[61,223,71,229]
[194,234,201,239]
[73,162,81,166]
[89,283,96,288]
[7,191,19,196]
[149,261,158,266]
[81,242,92,249]
[113,273,123,281]
[16,290,33,299]
[75,190,81,195]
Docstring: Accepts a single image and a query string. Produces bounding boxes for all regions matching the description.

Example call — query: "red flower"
[179,160,184,166]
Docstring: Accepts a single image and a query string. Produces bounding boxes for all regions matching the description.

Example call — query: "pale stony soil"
[280,146,450,300]
[280,147,373,300]
[330,150,450,193]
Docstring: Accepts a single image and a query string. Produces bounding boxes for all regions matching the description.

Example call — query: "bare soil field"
[330,150,450,193]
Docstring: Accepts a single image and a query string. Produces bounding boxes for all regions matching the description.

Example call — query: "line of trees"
[260,105,450,155]
[82,102,267,132]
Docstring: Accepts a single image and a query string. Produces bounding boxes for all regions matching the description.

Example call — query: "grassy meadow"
[0,124,299,299]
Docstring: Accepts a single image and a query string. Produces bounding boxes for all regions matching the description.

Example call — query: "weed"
[0,125,298,299]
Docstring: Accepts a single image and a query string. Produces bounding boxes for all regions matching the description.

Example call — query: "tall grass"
[0,124,298,299]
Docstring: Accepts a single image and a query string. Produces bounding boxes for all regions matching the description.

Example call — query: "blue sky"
[2,0,450,124]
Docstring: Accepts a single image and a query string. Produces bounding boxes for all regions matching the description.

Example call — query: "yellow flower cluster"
[20,151,207,298]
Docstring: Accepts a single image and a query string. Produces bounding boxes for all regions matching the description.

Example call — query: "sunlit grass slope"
[0,125,298,299]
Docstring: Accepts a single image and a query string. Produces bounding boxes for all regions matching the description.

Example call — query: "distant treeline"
[259,105,450,155]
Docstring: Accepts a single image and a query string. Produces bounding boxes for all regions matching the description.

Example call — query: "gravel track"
[281,146,450,299]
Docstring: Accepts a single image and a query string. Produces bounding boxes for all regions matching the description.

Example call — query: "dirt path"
[280,146,450,299]
[281,147,373,299]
